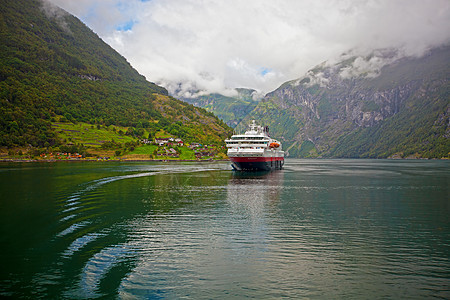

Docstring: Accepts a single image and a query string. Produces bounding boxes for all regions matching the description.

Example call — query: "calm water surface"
[0,159,449,299]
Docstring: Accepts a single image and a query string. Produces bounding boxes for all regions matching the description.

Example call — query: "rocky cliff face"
[239,46,449,158]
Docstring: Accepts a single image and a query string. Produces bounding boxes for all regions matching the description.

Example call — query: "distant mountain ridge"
[180,88,261,128]
[237,46,449,158]
[0,0,231,148]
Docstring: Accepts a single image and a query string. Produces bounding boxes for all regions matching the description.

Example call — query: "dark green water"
[0,159,449,299]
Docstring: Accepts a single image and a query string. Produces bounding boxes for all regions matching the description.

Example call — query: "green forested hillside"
[0,0,231,150]
[181,88,260,128]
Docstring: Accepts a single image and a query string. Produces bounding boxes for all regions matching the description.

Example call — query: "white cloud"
[338,53,398,79]
[48,0,450,96]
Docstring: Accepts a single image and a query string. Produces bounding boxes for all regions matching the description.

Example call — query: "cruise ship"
[225,120,284,171]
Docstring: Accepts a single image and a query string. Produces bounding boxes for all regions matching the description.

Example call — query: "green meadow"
[45,121,223,161]
[127,144,198,160]
[52,122,138,147]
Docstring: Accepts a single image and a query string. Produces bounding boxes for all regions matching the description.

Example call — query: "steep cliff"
[239,46,449,158]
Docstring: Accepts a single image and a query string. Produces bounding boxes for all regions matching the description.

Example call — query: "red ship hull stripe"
[229,157,284,163]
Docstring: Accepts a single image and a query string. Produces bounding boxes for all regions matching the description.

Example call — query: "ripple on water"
[3,161,448,299]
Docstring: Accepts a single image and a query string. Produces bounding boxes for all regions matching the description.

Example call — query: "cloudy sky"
[47,0,450,97]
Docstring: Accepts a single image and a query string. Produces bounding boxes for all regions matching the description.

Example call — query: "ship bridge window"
[232,136,267,140]
[228,141,268,144]
[244,141,267,144]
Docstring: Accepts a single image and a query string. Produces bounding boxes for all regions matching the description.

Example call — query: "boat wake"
[33,164,224,298]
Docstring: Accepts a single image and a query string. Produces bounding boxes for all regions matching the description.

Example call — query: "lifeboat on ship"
[269,142,280,148]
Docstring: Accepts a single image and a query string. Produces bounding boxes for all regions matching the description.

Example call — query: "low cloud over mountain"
[48,0,450,97]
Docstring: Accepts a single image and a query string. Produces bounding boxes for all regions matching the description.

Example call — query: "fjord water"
[0,160,448,299]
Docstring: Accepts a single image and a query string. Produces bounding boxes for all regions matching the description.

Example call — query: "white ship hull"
[225,120,284,171]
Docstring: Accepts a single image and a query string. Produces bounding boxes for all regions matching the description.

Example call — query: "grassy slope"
[52,122,137,146]
[1,118,224,160]
[0,0,232,155]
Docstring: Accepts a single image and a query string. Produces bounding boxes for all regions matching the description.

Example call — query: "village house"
[156,147,179,157]
[174,138,184,146]
[167,148,178,157]
[195,150,215,157]
[189,143,201,149]
[154,137,184,147]
[155,138,170,146]
[69,153,83,159]
[140,139,152,144]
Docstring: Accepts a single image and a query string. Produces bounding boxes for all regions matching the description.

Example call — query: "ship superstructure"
[225,120,284,171]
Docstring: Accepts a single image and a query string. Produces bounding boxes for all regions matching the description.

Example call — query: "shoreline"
[1,157,447,163]
[0,158,230,163]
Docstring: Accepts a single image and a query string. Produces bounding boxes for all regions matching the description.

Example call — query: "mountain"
[238,46,449,159]
[181,88,260,128]
[0,0,231,149]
